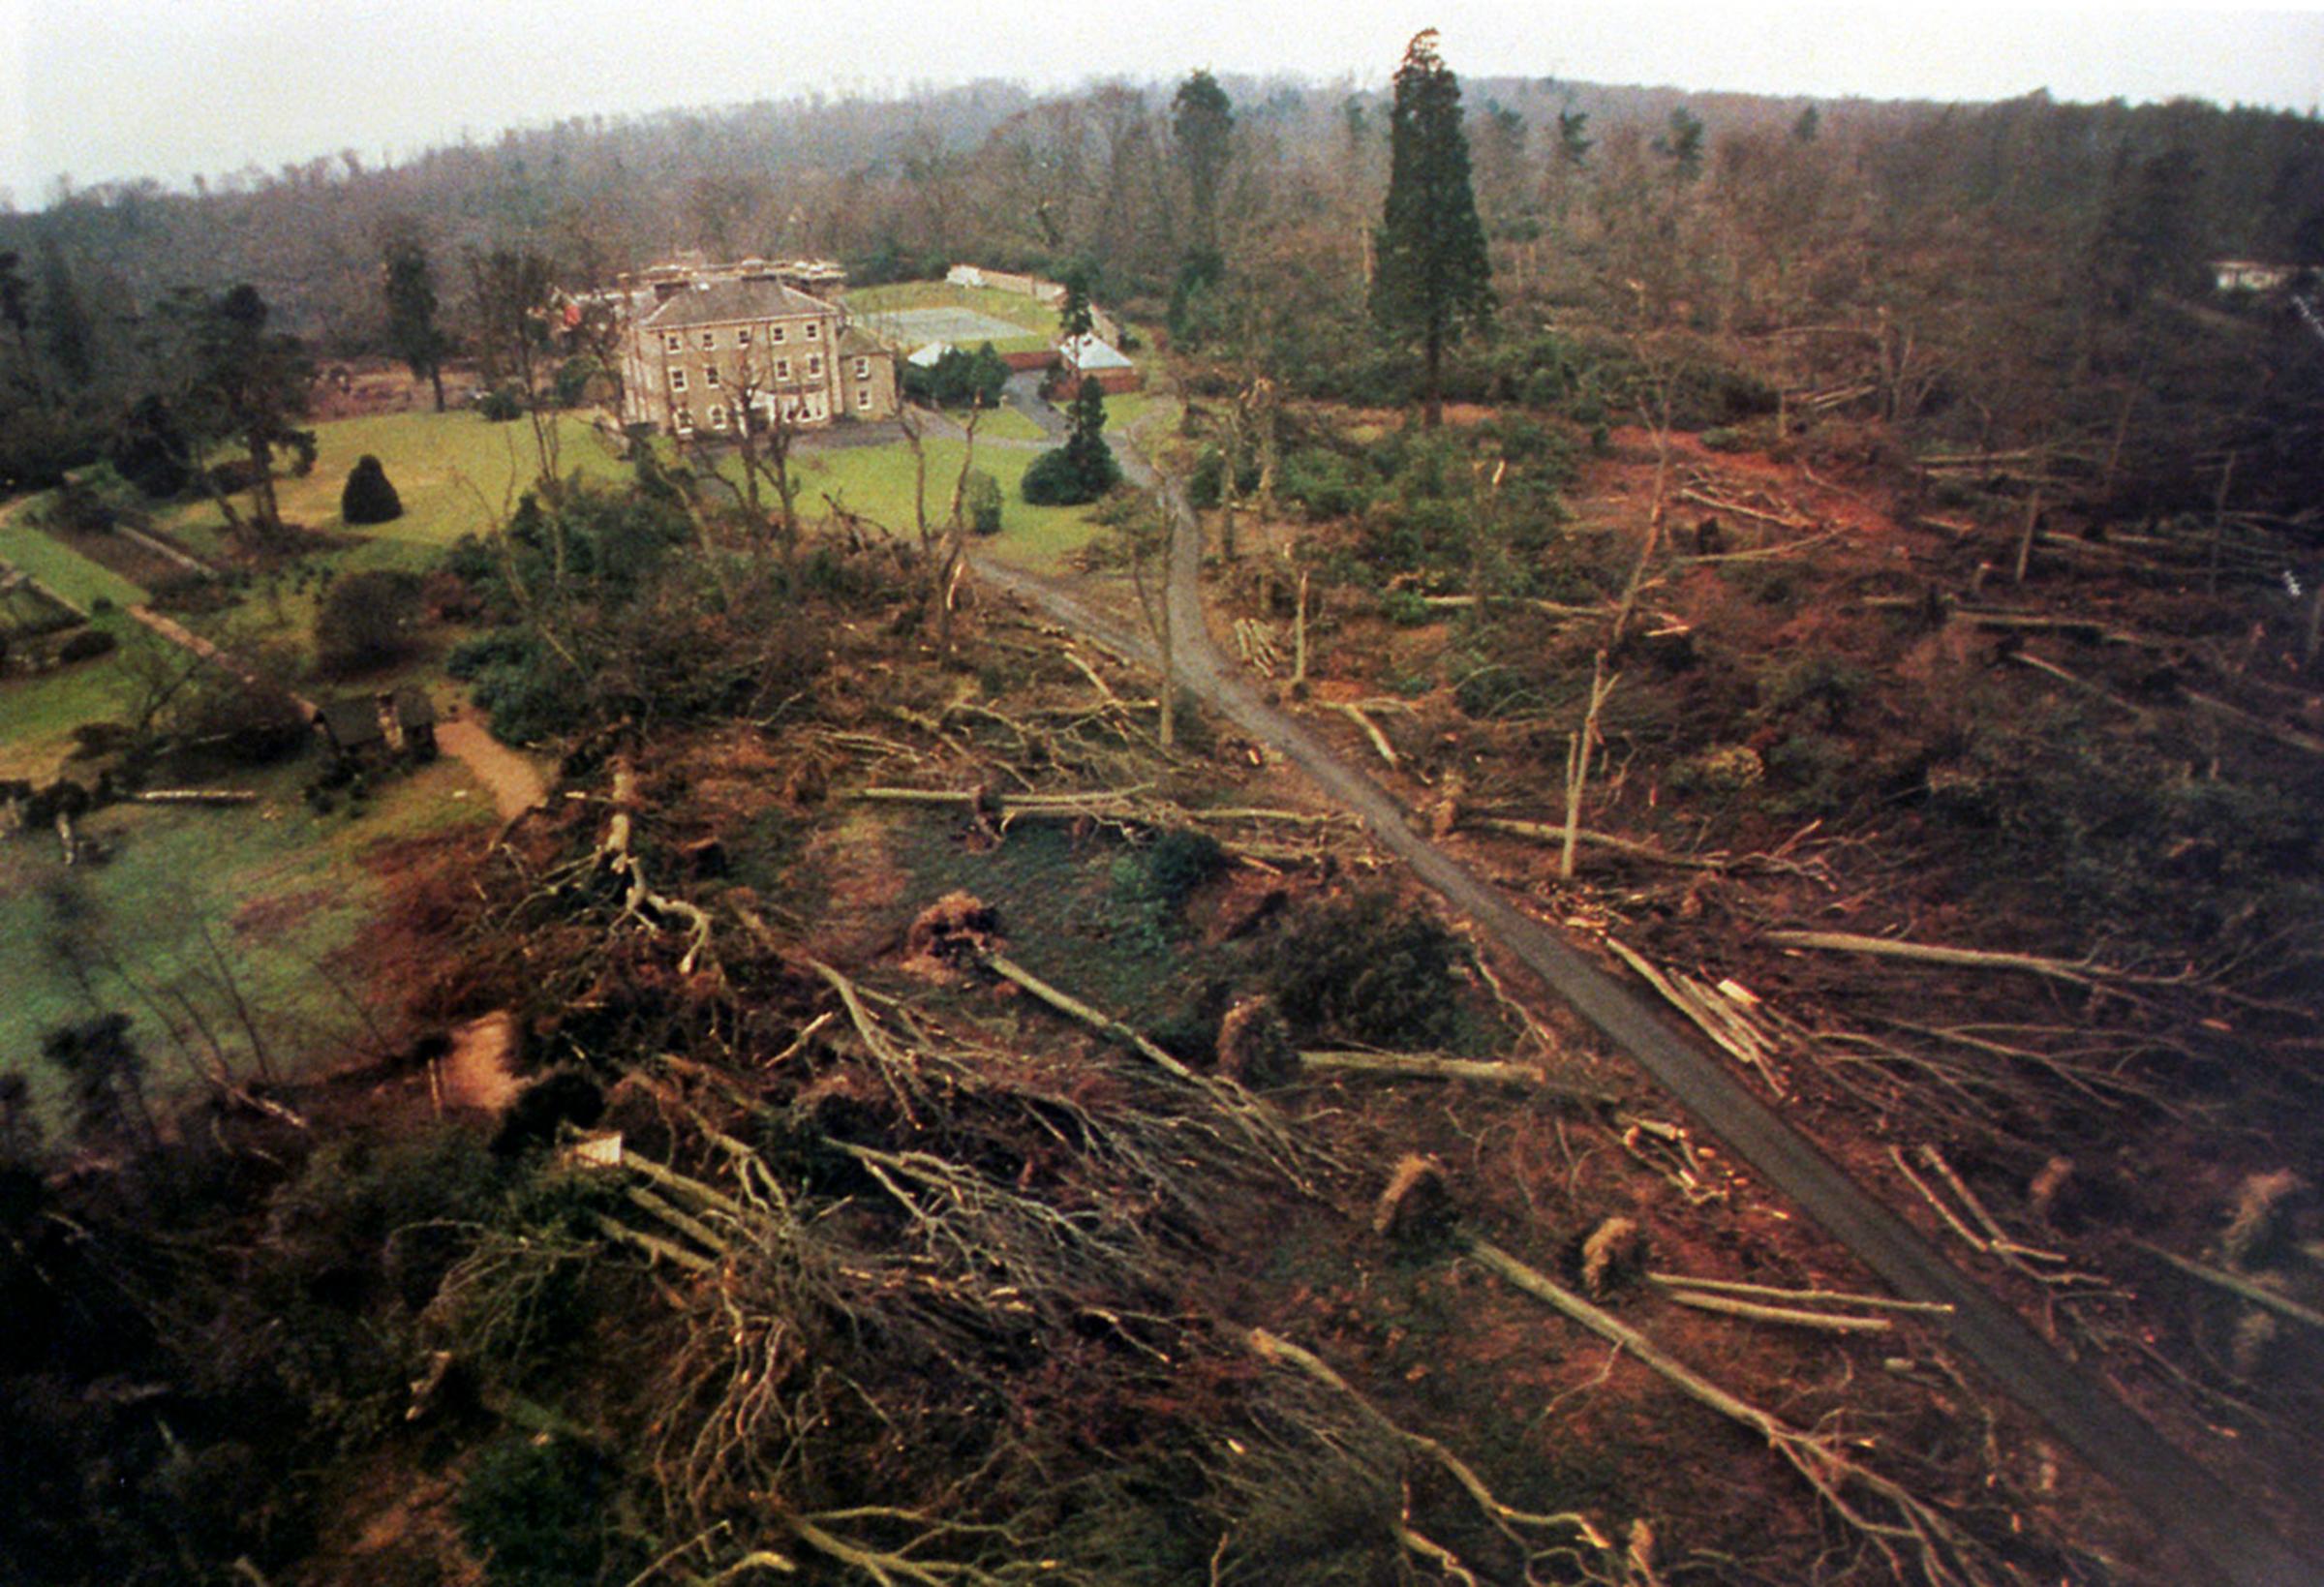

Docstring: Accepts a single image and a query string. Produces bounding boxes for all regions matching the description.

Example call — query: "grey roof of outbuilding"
[392,686,436,728]
[318,697,384,747]
[640,278,838,330]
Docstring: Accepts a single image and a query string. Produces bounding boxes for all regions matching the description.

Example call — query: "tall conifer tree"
[381,219,450,412]
[1173,70,1235,255]
[1372,30,1493,428]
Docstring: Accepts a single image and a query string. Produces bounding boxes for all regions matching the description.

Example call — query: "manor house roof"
[640,277,838,330]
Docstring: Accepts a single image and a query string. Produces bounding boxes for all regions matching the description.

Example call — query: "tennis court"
[858,306,1033,345]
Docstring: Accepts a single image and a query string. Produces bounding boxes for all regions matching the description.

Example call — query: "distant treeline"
[2,72,2319,512]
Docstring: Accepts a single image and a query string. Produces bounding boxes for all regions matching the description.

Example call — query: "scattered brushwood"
[1646,1270,1954,1335]
[1461,1235,2026,1587]
[1615,1114,1728,1206]
[966,942,1328,1190]
[1888,1144,2107,1289]
[1605,937,1789,1095]
[1232,616,1281,675]
[1241,1327,1622,1583]
[449,930,1347,1587]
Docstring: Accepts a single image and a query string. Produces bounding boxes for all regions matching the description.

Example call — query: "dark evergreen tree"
[0,250,30,368]
[341,453,404,525]
[1372,30,1494,428]
[1172,70,1235,255]
[2092,145,2204,318]
[35,238,94,387]
[381,219,449,412]
[1064,375,1117,494]
[168,283,317,545]
[1556,108,1593,167]
[1057,263,1096,342]
[1657,107,1707,180]
[1022,377,1120,504]
[107,394,196,498]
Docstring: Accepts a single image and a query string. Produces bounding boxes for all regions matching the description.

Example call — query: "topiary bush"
[339,454,403,525]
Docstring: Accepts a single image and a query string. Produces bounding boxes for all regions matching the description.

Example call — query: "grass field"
[155,412,629,561]
[963,405,1047,443]
[0,615,177,780]
[0,581,80,636]
[0,499,148,610]
[765,437,1111,573]
[0,751,495,1131]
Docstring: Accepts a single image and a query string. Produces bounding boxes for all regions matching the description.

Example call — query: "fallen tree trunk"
[1676,486,1814,531]
[983,950,1194,1081]
[1244,1326,1613,1562]
[1464,1236,1996,1583]
[132,788,260,806]
[1764,929,2115,988]
[1421,594,1611,619]
[598,756,715,975]
[2181,688,2324,757]
[1299,1048,1619,1104]
[2006,652,2154,720]
[1649,1272,1956,1317]
[2131,1239,2324,1335]
[973,950,1322,1188]
[1605,937,1786,1093]
[1658,1289,1894,1334]
[1333,702,1400,771]
[1469,816,1725,870]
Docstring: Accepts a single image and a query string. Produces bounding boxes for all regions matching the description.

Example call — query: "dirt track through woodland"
[969,431,2315,1587]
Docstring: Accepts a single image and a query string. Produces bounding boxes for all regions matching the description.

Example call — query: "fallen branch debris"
[1464,1236,2008,1586]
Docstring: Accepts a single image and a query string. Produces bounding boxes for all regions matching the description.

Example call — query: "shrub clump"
[476,386,525,423]
[457,1437,628,1586]
[1145,829,1231,909]
[964,469,1004,535]
[315,568,423,676]
[56,627,119,665]
[1268,889,1467,1049]
[339,454,404,525]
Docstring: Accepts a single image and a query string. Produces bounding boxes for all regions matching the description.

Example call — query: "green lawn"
[132,411,633,677]
[0,614,178,780]
[1104,391,1177,441]
[154,411,630,555]
[0,499,147,610]
[963,405,1047,443]
[763,437,1109,574]
[0,751,495,1131]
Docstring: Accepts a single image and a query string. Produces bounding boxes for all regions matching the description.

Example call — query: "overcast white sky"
[3,1,2321,208]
